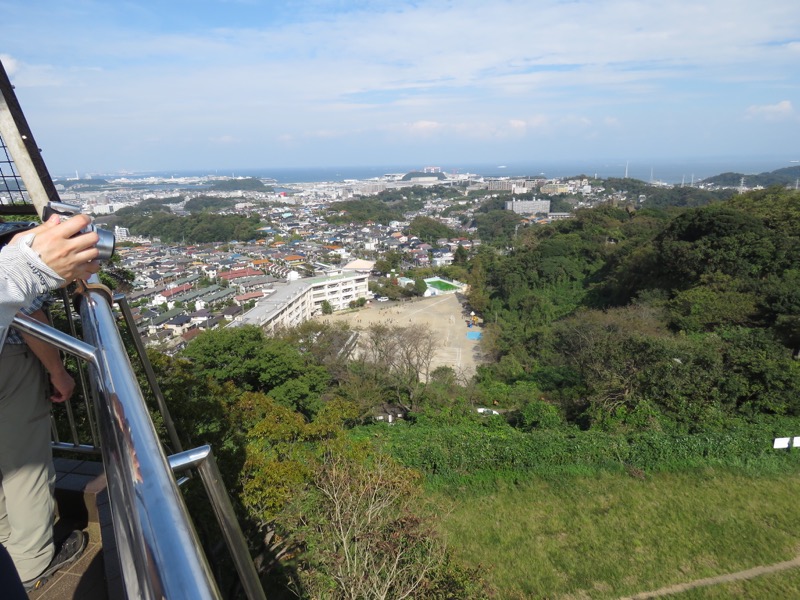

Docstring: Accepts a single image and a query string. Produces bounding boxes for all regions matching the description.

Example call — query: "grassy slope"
[432,469,800,599]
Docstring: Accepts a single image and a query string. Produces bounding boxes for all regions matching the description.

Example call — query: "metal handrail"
[169,446,267,600]
[80,282,224,599]
[15,282,267,599]
[114,293,184,455]
[15,288,223,599]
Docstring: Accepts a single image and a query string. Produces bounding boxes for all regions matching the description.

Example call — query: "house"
[181,328,204,344]
[163,315,193,335]
[135,270,165,289]
[390,232,408,243]
[196,288,236,310]
[151,284,193,308]
[234,291,264,306]
[250,258,272,270]
[231,276,275,293]
[221,305,244,321]
[372,403,408,424]
[188,309,213,324]
[430,249,454,267]
[282,254,306,265]
[128,285,167,305]
[219,267,264,282]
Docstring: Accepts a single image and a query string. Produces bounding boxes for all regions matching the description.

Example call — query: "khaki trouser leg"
[0,344,55,582]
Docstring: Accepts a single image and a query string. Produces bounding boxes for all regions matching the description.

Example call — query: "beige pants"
[0,344,54,582]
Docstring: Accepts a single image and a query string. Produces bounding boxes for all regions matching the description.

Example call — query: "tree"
[550,305,681,428]
[453,244,469,265]
[374,250,403,275]
[408,216,458,244]
[473,210,522,246]
[654,205,783,290]
[286,442,443,600]
[321,300,333,315]
[357,323,439,411]
[667,274,759,332]
[181,326,329,416]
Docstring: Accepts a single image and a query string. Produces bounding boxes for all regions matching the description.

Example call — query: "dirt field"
[316,293,485,380]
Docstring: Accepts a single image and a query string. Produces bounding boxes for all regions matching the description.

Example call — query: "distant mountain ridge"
[702,165,800,187]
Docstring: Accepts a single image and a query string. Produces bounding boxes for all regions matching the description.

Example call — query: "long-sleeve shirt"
[0,233,64,349]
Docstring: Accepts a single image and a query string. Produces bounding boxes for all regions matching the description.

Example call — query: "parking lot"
[316,293,484,380]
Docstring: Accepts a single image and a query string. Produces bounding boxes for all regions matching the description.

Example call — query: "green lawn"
[432,469,800,599]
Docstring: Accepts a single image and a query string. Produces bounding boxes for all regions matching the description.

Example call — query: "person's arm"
[0,214,101,347]
[13,213,101,282]
[0,243,61,347]
[20,309,75,403]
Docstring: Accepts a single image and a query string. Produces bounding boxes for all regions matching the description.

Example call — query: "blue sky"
[1,0,799,175]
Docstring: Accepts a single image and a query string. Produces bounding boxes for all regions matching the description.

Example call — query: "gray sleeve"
[0,233,65,347]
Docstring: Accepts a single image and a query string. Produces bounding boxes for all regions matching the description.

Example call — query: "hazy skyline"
[2,0,799,176]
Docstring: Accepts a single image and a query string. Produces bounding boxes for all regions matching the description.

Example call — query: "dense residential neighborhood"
[70,172,491,348]
[51,167,756,350]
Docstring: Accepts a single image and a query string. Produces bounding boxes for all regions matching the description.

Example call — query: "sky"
[1,0,799,176]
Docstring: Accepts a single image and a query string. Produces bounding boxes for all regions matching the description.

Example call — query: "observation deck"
[29,459,114,600]
[1,58,266,599]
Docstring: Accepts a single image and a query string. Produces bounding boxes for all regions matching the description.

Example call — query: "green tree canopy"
[408,216,459,243]
[181,326,329,416]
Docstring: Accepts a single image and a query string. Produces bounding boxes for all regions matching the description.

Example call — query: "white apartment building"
[504,198,552,215]
[540,183,570,195]
[487,179,515,191]
[231,271,370,332]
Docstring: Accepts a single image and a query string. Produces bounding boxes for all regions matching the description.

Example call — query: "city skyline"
[2,0,799,174]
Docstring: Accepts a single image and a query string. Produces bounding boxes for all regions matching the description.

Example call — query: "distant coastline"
[62,157,793,186]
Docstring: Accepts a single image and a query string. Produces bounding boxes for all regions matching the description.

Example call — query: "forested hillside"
[467,186,800,432]
[702,165,800,188]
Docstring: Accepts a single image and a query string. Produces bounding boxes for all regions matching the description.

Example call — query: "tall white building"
[230,271,370,332]
[504,199,551,215]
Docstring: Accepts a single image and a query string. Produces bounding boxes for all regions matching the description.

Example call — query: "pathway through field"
[620,555,800,598]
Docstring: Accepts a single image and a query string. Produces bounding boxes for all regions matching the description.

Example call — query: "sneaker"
[22,530,88,592]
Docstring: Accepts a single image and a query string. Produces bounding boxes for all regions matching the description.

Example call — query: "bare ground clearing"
[316,293,485,380]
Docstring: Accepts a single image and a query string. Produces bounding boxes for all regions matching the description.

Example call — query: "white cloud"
[408,120,443,135]
[3,0,800,170]
[210,135,237,144]
[0,55,19,76]
[308,129,343,139]
[527,115,550,129]
[746,100,795,121]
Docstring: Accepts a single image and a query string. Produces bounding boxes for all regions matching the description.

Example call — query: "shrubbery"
[364,416,800,479]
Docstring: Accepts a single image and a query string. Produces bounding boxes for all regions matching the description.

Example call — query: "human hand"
[12,214,101,282]
[49,368,76,403]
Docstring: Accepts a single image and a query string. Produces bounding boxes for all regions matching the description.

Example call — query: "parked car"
[377,296,390,302]
[476,407,500,415]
